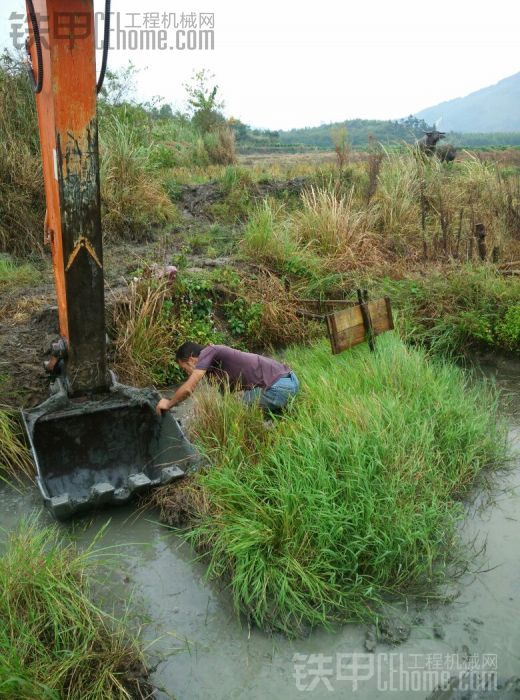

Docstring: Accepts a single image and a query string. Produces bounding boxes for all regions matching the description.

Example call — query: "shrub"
[374,266,520,355]
[496,304,520,351]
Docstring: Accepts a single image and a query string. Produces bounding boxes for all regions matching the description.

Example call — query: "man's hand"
[156,398,172,416]
[156,369,206,417]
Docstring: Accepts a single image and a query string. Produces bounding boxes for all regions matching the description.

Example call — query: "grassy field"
[153,334,506,635]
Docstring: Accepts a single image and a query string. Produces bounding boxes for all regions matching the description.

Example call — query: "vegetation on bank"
[153,335,506,634]
[0,408,33,483]
[111,268,322,387]
[0,55,236,253]
[0,47,517,672]
[374,267,520,355]
[0,520,149,699]
[240,152,520,272]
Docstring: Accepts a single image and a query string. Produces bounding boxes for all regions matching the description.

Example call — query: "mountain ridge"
[414,72,520,132]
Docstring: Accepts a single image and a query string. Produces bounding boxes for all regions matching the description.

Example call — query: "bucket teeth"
[50,494,72,519]
[161,465,185,483]
[128,473,152,492]
[91,482,115,503]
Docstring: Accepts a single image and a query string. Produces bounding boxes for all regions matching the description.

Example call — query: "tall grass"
[112,280,177,386]
[100,115,177,240]
[368,149,421,248]
[0,519,149,698]
[239,149,520,274]
[0,52,44,256]
[203,126,237,165]
[0,55,177,249]
[0,409,34,483]
[240,200,300,265]
[160,335,506,634]
[294,186,367,254]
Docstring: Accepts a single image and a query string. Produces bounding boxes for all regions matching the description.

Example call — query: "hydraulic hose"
[96,0,111,94]
[25,0,43,94]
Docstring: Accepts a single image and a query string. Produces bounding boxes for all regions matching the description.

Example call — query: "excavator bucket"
[22,380,199,519]
[21,0,200,519]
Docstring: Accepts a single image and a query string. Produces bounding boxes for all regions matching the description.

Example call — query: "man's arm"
[156,369,206,415]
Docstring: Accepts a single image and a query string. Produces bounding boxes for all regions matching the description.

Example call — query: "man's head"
[175,341,205,375]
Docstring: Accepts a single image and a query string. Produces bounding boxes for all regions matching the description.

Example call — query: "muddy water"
[1,358,519,699]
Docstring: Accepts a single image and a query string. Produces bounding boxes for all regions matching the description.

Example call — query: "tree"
[183,69,225,134]
[331,125,349,171]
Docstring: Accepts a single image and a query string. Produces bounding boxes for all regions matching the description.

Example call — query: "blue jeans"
[243,372,300,413]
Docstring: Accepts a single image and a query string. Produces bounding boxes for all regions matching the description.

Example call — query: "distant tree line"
[228,113,520,152]
[449,132,520,148]
[277,116,434,148]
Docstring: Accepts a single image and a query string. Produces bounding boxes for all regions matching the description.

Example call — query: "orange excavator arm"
[26,0,107,395]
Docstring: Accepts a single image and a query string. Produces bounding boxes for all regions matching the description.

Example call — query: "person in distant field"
[155,342,299,416]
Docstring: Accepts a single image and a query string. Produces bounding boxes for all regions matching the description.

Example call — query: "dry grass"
[111,280,176,386]
[295,187,365,253]
[237,270,322,347]
[0,295,47,325]
[204,126,237,165]
[0,409,34,483]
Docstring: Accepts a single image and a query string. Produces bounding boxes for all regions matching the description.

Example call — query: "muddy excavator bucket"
[22,379,199,519]
[20,0,201,519]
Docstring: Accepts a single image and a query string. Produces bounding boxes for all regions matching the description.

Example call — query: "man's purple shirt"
[195,345,291,390]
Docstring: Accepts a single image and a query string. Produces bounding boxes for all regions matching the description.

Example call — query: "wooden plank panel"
[334,323,367,351]
[327,297,394,354]
[333,305,364,332]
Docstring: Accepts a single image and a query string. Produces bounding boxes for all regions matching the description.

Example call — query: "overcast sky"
[1,0,519,129]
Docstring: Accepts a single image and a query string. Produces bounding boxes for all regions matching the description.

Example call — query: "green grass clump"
[181,334,505,634]
[0,256,41,289]
[0,520,148,699]
[374,266,520,355]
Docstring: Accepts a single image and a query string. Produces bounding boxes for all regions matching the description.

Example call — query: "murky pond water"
[1,358,519,698]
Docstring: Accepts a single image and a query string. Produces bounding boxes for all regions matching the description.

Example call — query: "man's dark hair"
[176,341,205,361]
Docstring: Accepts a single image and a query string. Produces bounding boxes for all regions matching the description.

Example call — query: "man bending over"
[156,342,299,415]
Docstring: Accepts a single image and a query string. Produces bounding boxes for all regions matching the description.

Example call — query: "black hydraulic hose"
[96,0,111,94]
[26,0,43,94]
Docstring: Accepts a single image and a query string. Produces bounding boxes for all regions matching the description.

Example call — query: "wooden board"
[327,297,394,354]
